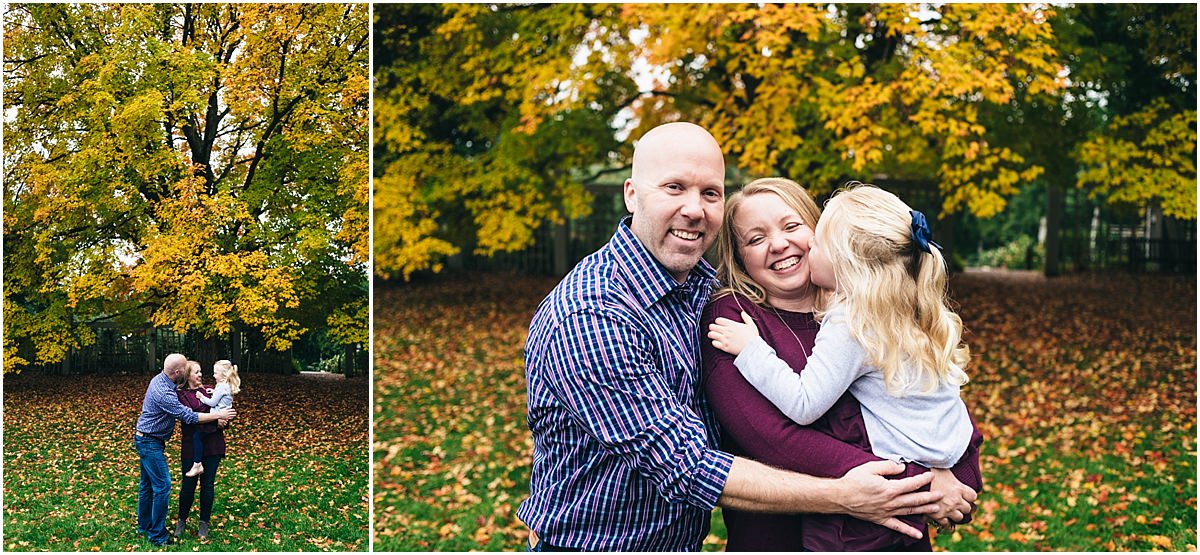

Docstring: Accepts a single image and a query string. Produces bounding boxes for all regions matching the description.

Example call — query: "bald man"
[134,353,235,546]
[518,122,950,551]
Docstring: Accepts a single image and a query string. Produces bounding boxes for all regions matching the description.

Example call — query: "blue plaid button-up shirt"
[518,218,735,551]
[136,371,199,441]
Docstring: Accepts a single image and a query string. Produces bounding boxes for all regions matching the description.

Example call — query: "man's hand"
[211,408,236,421]
[926,468,976,527]
[708,311,761,356]
[837,460,943,539]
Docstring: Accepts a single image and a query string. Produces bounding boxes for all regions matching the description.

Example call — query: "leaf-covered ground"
[4,372,369,552]
[372,270,1196,551]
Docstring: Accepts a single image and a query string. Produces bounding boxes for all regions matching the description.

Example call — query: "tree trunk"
[343,343,358,376]
[193,335,227,378]
[147,328,158,373]
[1044,184,1064,277]
[553,221,570,276]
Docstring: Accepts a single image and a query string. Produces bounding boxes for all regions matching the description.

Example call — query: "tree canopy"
[4,3,369,371]
[1068,4,1196,220]
[374,3,1196,280]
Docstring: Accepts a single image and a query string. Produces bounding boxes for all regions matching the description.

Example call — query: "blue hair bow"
[909,210,942,254]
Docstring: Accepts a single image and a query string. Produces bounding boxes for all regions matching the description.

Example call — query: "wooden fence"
[14,325,368,376]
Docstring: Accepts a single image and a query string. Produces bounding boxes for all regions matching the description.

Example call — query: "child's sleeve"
[733,316,870,425]
[198,392,219,407]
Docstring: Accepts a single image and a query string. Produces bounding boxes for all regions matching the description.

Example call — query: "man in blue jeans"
[135,353,235,546]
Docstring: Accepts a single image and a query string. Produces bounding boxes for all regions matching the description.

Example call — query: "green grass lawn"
[373,270,1195,552]
[4,373,369,552]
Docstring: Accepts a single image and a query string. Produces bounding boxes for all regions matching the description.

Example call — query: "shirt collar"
[611,216,716,308]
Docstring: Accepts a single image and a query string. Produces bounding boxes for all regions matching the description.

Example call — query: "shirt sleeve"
[733,317,869,426]
[158,380,199,425]
[541,309,734,510]
[198,393,217,407]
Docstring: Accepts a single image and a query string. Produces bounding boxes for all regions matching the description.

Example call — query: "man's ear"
[623,178,637,215]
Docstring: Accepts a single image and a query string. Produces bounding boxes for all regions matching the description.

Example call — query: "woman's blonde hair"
[713,177,824,306]
[816,183,969,395]
[213,360,241,395]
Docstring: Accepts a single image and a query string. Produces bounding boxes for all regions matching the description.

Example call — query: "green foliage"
[970,235,1044,270]
[4,373,369,551]
[3,4,369,371]
[373,272,1196,551]
[1077,100,1197,219]
[1054,4,1196,220]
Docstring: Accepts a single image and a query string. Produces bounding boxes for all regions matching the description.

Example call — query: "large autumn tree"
[372,4,633,279]
[982,4,1197,275]
[374,3,1077,280]
[3,3,369,371]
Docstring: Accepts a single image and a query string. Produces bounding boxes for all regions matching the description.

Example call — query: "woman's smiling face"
[734,191,817,310]
[188,365,203,389]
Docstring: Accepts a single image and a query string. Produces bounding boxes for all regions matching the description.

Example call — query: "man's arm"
[163,383,234,424]
[718,458,942,539]
[197,408,234,423]
[545,309,938,534]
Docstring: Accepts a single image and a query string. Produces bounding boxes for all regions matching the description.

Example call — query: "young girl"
[186,360,241,477]
[708,184,973,471]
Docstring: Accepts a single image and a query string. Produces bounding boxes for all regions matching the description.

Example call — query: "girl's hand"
[707,311,761,356]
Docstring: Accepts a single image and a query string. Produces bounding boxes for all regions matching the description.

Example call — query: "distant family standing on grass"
[134,353,236,546]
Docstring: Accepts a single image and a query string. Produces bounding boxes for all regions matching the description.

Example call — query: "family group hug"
[134,353,241,545]
[519,122,985,551]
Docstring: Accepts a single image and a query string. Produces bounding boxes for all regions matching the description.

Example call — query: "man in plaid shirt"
[519,122,961,551]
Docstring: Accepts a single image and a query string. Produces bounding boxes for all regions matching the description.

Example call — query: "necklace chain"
[769,305,811,361]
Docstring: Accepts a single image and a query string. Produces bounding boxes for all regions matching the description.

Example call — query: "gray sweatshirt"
[734,306,972,468]
[198,382,234,411]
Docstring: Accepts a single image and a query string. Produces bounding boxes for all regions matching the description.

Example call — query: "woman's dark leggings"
[178,455,222,522]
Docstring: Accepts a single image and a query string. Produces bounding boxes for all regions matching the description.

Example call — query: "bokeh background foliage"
[373,3,1195,281]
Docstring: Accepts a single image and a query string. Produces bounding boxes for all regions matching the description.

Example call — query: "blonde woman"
[186,360,240,478]
[706,181,981,549]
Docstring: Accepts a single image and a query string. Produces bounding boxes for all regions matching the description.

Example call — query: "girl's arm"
[701,297,979,540]
[710,310,868,425]
[701,300,882,478]
[197,390,219,407]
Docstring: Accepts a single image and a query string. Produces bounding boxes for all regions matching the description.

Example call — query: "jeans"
[179,454,222,522]
[192,429,207,464]
[135,433,171,545]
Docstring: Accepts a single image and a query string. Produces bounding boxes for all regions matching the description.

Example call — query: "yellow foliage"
[1077,100,1196,219]
[372,161,460,280]
[4,3,368,369]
